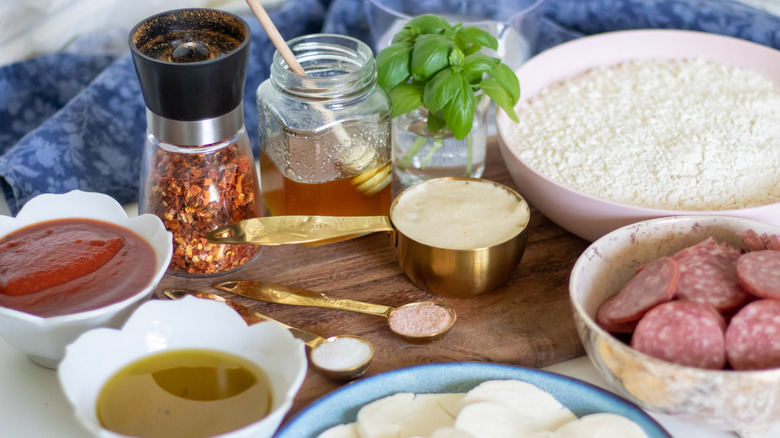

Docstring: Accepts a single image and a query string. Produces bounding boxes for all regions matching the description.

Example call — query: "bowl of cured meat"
[570,215,780,436]
[496,29,780,242]
[0,190,173,368]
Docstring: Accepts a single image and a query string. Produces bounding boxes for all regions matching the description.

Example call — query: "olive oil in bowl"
[97,349,273,438]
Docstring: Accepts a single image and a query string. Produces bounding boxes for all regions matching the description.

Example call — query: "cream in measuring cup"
[390,178,530,250]
[207,178,531,298]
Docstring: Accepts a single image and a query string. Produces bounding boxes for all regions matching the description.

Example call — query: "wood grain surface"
[153,137,591,418]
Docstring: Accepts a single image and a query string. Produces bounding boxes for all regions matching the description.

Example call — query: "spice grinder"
[130,9,262,276]
[130,8,251,145]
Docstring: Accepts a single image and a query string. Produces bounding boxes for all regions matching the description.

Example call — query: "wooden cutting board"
[153,136,591,417]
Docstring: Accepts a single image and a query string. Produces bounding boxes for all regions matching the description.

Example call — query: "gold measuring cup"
[214,280,456,343]
[163,289,373,381]
[208,178,530,298]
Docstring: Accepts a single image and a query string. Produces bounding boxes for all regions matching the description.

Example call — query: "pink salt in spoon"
[214,280,457,343]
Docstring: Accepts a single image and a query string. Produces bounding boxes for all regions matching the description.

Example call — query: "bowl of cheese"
[496,29,780,242]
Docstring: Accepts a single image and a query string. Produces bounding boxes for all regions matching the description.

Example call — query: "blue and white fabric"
[0,0,778,214]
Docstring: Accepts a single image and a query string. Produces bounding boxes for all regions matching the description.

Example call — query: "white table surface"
[0,196,776,438]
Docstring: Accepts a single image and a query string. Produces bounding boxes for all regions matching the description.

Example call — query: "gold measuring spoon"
[163,289,374,381]
[213,280,456,343]
[206,214,393,246]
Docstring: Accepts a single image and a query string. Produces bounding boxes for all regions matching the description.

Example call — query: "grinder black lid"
[129,8,250,121]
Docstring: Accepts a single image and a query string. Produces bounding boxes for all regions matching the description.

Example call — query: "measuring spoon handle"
[214,280,394,317]
[246,312,325,349]
[206,215,394,245]
[163,289,326,349]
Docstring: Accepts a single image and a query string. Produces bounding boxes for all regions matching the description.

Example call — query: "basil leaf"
[376,43,411,90]
[411,34,452,81]
[406,14,451,34]
[381,13,520,141]
[427,112,447,132]
[442,75,476,140]
[423,68,459,114]
[463,53,500,76]
[449,48,465,68]
[479,78,518,122]
[455,27,498,51]
[490,63,520,105]
[391,29,414,45]
[388,84,424,118]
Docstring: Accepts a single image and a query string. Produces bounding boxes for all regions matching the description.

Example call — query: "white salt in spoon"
[245,0,391,196]
[164,289,374,381]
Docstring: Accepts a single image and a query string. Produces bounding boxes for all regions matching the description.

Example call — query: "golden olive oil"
[97,349,273,438]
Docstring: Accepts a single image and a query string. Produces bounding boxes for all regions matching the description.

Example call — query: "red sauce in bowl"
[0,218,157,317]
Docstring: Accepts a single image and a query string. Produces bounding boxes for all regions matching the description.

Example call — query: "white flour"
[504,58,780,210]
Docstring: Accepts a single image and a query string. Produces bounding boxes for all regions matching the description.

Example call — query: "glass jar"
[131,9,262,276]
[256,34,392,217]
[393,95,490,188]
[138,111,262,276]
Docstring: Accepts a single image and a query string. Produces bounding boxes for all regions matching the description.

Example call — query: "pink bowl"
[496,29,780,242]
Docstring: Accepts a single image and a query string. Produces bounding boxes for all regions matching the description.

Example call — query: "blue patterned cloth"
[0,0,778,214]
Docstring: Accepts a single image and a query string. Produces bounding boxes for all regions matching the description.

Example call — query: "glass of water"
[364,0,548,72]
[365,0,547,187]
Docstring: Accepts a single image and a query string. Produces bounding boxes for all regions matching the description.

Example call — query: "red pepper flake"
[143,140,261,275]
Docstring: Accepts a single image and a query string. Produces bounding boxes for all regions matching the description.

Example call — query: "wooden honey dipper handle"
[245,0,306,75]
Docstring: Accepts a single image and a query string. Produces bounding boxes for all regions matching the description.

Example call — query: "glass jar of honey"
[256,34,392,217]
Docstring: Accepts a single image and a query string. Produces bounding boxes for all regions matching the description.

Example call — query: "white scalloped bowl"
[58,296,308,438]
[496,29,780,242]
[0,190,173,368]
[570,215,780,436]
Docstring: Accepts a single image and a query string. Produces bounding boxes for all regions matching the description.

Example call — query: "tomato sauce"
[0,218,157,317]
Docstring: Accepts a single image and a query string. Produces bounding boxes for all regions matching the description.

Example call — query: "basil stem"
[396,135,427,171]
[466,132,472,176]
[420,135,444,170]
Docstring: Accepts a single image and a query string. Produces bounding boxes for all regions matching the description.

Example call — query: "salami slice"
[738,229,766,252]
[673,237,749,312]
[595,301,638,334]
[631,300,726,369]
[596,257,679,331]
[736,250,780,298]
[761,233,780,251]
[725,299,780,370]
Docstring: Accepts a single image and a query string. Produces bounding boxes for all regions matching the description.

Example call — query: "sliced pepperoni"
[595,304,638,334]
[738,229,766,252]
[736,250,780,299]
[673,237,749,312]
[725,299,780,370]
[762,233,780,251]
[631,300,726,369]
[596,257,679,331]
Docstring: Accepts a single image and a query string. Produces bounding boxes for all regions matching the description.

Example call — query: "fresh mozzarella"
[317,422,361,438]
[454,401,540,438]
[458,380,577,431]
[356,392,463,438]
[429,427,478,438]
[554,413,648,438]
